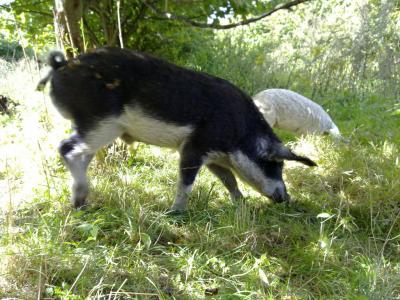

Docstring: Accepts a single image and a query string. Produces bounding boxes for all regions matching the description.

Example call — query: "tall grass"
[1,55,399,299]
[1,1,400,297]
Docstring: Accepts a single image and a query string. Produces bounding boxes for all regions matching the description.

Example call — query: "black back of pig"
[45,47,316,210]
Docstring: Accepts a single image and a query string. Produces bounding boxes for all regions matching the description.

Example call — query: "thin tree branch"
[20,9,53,18]
[0,0,51,10]
[0,5,53,18]
[82,16,101,47]
[143,0,311,29]
[116,0,124,48]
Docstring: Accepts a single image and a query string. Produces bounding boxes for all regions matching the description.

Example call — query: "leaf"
[258,268,270,287]
[139,232,151,250]
[76,223,99,240]
[77,223,93,234]
[317,212,332,219]
[90,225,99,240]
[391,109,400,116]
[45,287,54,296]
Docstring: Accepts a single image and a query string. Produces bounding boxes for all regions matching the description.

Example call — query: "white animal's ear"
[269,144,317,167]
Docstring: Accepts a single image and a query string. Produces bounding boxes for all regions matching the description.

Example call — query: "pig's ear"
[270,144,317,167]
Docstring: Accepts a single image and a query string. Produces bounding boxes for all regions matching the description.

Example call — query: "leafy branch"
[0,4,53,18]
[143,0,312,30]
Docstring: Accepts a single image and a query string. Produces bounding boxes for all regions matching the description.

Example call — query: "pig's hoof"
[167,203,187,215]
[166,208,185,215]
[73,197,87,210]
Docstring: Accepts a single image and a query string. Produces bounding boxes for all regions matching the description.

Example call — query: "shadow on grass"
[3,133,400,298]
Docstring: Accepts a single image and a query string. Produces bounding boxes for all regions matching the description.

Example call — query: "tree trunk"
[53,0,66,53]
[53,0,84,58]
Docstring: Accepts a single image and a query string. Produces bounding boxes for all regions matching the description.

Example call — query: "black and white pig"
[40,47,316,211]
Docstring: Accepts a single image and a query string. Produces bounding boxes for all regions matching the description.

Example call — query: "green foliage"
[0,37,25,60]
[1,0,400,298]
[0,1,54,53]
[0,0,304,56]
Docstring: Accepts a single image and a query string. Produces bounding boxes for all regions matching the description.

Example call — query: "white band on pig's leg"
[59,120,124,208]
[59,136,94,208]
[171,181,193,212]
[67,152,94,208]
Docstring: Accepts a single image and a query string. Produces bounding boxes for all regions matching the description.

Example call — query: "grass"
[0,57,400,299]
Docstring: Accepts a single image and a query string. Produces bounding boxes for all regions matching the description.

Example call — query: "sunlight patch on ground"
[285,135,322,170]
[0,59,70,211]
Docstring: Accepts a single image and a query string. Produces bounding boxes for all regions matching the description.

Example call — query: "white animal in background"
[253,89,342,139]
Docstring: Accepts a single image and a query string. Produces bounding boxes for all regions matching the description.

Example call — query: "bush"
[0,37,33,61]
